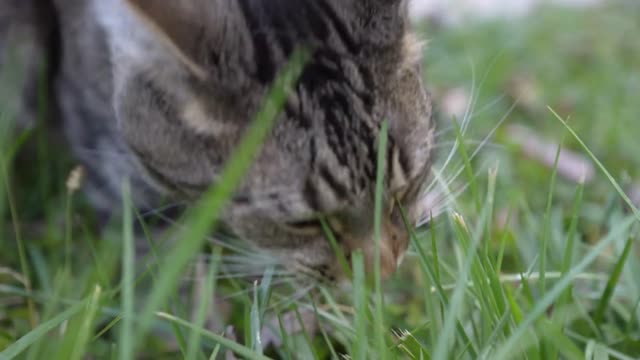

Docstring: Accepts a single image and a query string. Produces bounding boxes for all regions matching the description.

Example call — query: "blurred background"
[410,0,603,24]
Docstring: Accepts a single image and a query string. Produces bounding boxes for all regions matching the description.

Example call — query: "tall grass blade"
[186,247,221,360]
[433,211,483,360]
[133,50,308,350]
[293,306,320,360]
[540,140,563,295]
[156,312,272,360]
[0,303,83,359]
[352,250,368,360]
[120,181,135,360]
[549,107,640,222]
[67,286,103,360]
[321,219,352,279]
[451,118,480,211]
[593,235,634,325]
[250,281,262,353]
[557,181,584,315]
[373,120,389,359]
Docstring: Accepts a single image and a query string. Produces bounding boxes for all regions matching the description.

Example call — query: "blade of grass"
[503,286,523,326]
[0,48,37,330]
[67,286,103,360]
[477,166,507,341]
[133,49,308,350]
[24,266,73,360]
[593,235,634,325]
[208,344,221,360]
[540,138,564,296]
[156,312,273,360]
[433,211,485,360]
[64,172,76,273]
[626,297,640,333]
[321,218,352,279]
[250,281,263,353]
[132,208,190,355]
[277,312,294,359]
[557,181,584,316]
[484,164,497,255]
[373,120,389,359]
[537,138,564,360]
[186,247,221,360]
[259,266,274,321]
[549,107,640,222]
[536,318,583,360]
[482,307,511,353]
[120,181,135,360]
[27,245,53,296]
[310,298,339,360]
[451,118,480,211]
[0,154,37,329]
[430,213,441,283]
[318,287,350,326]
[398,205,478,358]
[495,208,513,273]
[292,306,320,360]
[0,302,83,359]
[352,250,368,360]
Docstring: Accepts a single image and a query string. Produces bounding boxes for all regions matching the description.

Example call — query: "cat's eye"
[282,216,343,236]
[282,219,323,235]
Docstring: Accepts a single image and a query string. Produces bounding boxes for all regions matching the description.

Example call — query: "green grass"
[2,2,640,359]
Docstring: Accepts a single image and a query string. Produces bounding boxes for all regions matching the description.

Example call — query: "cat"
[2,0,436,283]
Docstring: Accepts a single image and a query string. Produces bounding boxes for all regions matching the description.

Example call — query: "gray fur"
[3,0,436,281]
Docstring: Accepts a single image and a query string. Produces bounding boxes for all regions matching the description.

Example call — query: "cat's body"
[2,0,435,282]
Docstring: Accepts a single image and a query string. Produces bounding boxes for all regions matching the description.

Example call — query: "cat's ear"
[124,0,209,78]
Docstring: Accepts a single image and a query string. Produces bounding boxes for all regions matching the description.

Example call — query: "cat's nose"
[339,220,408,281]
[362,241,399,280]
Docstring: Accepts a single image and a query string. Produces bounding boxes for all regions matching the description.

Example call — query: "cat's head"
[97,0,435,283]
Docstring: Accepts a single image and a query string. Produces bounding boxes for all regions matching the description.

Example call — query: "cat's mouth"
[330,218,410,282]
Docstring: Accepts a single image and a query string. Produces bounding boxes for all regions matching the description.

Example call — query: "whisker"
[432,140,503,150]
[431,86,478,196]
[183,272,295,282]
[463,51,508,131]
[139,202,188,218]
[432,54,509,192]
[268,285,315,310]
[470,93,508,118]
[140,209,254,255]
[424,97,517,201]
[221,279,299,300]
[207,255,277,266]
[434,92,507,146]
[418,156,494,227]
[74,146,138,160]
[417,182,469,225]
[218,263,290,277]
[460,59,478,133]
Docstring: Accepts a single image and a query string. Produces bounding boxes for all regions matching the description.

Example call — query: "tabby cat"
[1,0,435,282]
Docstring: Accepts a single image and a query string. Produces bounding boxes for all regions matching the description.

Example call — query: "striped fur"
[5,0,436,282]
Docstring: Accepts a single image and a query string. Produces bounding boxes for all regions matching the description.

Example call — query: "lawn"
[1,2,640,359]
